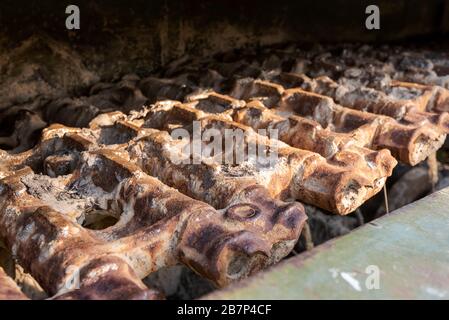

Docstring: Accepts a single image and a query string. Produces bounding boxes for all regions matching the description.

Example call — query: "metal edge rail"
[204,187,449,299]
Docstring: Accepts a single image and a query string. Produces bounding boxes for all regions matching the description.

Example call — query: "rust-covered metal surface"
[3,43,449,164]
[2,42,449,299]
[0,112,307,299]
[204,187,449,300]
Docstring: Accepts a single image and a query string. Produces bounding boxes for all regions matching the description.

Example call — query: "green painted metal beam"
[204,188,449,299]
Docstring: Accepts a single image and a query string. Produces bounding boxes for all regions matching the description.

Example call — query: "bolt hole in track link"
[2,42,449,299]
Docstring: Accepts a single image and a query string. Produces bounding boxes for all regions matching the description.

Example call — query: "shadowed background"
[1,0,448,95]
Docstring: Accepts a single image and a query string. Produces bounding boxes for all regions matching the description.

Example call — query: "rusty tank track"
[0,114,307,299]
[1,43,449,299]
